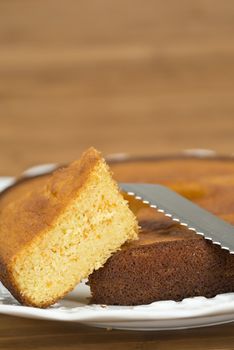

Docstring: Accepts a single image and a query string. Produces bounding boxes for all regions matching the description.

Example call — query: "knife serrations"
[119,183,234,254]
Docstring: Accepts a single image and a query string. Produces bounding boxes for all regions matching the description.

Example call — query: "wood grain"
[0,0,234,348]
[1,0,234,175]
[0,314,234,350]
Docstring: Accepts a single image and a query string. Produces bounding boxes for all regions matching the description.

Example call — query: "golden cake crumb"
[0,147,138,307]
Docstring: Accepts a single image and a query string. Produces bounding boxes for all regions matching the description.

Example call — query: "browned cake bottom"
[89,156,234,305]
[89,218,234,305]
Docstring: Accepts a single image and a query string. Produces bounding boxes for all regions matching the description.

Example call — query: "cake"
[0,148,138,307]
[88,156,234,305]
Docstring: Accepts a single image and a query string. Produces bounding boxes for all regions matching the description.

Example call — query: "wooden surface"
[0,315,234,350]
[1,0,234,349]
[1,0,234,176]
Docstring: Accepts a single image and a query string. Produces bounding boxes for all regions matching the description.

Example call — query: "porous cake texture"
[0,148,138,307]
[89,157,234,305]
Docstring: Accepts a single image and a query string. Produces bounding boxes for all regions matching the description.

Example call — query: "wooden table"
[0,315,234,350]
[0,0,234,348]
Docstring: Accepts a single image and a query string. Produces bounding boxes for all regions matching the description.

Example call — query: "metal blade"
[119,183,234,254]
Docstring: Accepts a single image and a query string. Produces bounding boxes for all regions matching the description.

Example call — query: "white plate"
[0,168,234,331]
[0,281,234,331]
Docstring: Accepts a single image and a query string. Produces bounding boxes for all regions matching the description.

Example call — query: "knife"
[119,183,234,254]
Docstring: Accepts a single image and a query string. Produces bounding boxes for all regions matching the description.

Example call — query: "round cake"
[89,154,234,305]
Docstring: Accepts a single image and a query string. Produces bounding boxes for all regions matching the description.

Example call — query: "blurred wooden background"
[1,0,234,175]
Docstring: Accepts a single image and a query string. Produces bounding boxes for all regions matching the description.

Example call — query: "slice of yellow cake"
[0,147,138,307]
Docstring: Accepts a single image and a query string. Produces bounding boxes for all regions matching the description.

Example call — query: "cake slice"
[0,147,138,307]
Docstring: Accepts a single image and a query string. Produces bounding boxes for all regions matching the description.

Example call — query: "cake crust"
[89,217,234,305]
[89,156,234,305]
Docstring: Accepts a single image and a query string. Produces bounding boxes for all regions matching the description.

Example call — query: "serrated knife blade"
[119,183,234,254]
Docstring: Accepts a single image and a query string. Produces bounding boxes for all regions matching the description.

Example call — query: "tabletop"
[0,0,234,349]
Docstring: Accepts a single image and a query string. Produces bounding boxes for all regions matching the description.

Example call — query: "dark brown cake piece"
[89,156,234,305]
[89,214,234,305]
